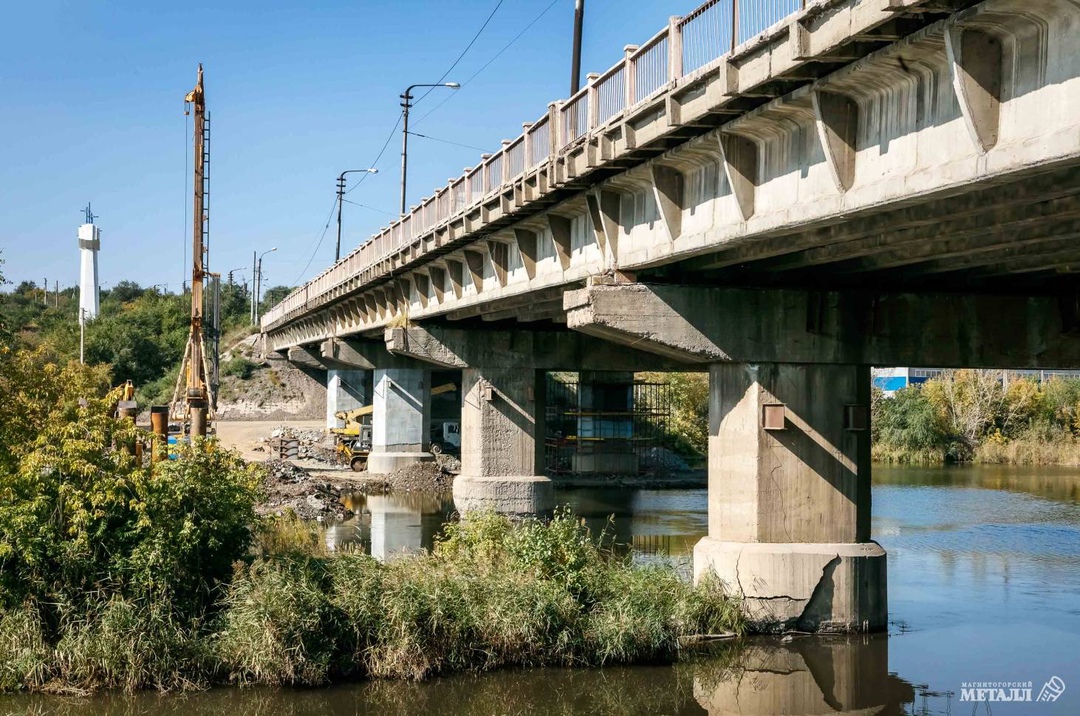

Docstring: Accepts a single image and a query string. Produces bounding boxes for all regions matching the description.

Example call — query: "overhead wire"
[412,0,506,106]
[407,131,491,153]
[341,198,398,216]
[413,0,561,127]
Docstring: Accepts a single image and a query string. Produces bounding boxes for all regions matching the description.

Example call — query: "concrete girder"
[513,228,539,280]
[385,325,687,372]
[287,345,328,370]
[811,88,858,192]
[445,258,465,299]
[413,270,431,309]
[844,225,1080,277]
[685,166,1080,272]
[585,189,620,259]
[764,202,1080,275]
[545,214,573,270]
[463,247,486,292]
[486,238,510,287]
[945,24,1002,153]
[320,337,427,371]
[564,282,1080,369]
[718,132,757,221]
[428,265,447,304]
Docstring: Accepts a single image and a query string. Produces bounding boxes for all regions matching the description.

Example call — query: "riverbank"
[0,510,742,694]
[872,436,1080,467]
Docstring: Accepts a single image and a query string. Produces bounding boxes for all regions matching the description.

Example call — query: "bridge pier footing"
[453,366,554,515]
[694,362,887,633]
[368,368,434,474]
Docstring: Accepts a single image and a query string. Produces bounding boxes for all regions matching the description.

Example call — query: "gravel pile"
[259,459,354,521]
[362,461,455,494]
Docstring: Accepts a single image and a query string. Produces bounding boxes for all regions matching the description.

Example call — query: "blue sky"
[0,0,690,293]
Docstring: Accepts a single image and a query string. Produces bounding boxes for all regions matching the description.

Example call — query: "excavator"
[329,382,460,471]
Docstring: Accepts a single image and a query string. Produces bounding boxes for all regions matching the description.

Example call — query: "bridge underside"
[264,0,1080,634]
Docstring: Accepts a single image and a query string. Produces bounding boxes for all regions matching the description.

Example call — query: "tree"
[106,280,145,304]
[262,285,291,310]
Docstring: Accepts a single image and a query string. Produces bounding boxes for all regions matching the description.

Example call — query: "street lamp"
[252,247,278,325]
[336,168,378,263]
[400,82,460,215]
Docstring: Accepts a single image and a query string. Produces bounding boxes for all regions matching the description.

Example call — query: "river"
[4,465,1078,715]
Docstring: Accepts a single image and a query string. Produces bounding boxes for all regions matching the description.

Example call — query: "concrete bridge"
[261,0,1080,633]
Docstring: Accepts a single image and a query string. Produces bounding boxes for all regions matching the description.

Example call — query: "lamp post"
[400,82,460,216]
[254,247,277,325]
[336,168,378,263]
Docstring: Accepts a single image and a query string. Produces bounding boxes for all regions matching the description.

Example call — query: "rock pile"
[362,461,455,494]
[259,459,354,521]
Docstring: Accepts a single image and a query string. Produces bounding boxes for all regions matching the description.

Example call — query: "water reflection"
[323,491,455,558]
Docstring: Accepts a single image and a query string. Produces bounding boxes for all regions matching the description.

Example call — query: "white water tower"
[78,204,100,322]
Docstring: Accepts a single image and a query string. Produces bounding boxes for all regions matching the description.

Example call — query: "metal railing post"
[549,101,562,153]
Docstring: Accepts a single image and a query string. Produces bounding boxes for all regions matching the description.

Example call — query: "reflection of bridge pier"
[695,637,914,716]
[324,492,453,559]
[367,494,423,561]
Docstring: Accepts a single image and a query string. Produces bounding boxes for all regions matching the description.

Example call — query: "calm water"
[5,465,1079,715]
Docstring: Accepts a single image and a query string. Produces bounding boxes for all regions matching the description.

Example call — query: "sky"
[0,0,697,295]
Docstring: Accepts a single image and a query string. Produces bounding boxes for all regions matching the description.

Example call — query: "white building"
[78,208,100,321]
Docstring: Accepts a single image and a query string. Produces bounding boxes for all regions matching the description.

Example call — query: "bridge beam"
[565,283,1080,369]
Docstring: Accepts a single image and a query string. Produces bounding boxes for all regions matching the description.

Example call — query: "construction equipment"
[336,437,370,472]
[170,64,216,437]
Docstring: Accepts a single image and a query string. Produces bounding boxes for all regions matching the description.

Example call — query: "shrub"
[221,357,256,380]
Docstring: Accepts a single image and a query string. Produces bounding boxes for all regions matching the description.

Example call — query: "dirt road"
[215,419,325,461]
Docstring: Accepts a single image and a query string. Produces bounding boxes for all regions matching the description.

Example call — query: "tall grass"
[0,510,743,693]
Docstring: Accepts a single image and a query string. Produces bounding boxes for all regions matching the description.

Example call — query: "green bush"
[0,347,262,619]
[221,357,256,380]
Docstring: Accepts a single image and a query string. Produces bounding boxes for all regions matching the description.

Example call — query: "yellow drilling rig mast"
[171,64,216,436]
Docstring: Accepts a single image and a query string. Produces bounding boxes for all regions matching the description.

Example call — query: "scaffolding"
[544,374,675,477]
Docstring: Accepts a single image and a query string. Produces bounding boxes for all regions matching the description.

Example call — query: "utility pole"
[43,277,48,306]
[336,168,378,262]
[250,249,257,325]
[400,83,459,215]
[571,0,585,94]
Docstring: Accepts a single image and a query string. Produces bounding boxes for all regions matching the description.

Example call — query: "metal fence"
[263,0,809,330]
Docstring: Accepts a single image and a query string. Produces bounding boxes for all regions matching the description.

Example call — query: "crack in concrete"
[768,463,794,542]
[733,546,746,598]
[797,553,842,630]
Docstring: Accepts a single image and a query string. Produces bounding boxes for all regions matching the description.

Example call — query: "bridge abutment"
[694,362,886,633]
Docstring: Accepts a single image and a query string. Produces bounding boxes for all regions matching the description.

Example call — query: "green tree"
[262,285,291,311]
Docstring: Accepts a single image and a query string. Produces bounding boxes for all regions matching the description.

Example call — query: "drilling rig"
[171,64,217,436]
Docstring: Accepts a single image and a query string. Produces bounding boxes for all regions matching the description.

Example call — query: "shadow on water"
[0,637,931,716]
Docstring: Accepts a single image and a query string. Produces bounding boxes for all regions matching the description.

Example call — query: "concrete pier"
[325,369,369,430]
[368,368,433,474]
[694,363,886,633]
[455,366,553,514]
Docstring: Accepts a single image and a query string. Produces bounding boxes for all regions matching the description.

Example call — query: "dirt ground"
[215,419,326,461]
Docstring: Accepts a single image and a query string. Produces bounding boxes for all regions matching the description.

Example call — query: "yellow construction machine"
[331,405,372,471]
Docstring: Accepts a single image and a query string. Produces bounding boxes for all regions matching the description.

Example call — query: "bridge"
[261,0,1080,633]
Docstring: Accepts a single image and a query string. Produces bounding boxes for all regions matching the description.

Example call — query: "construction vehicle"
[331,405,372,471]
[328,382,461,467]
[170,64,218,437]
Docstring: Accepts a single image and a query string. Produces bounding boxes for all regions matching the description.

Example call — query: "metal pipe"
[150,405,169,462]
[190,406,207,437]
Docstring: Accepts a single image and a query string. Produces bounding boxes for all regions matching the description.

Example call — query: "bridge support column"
[326,369,370,431]
[368,368,434,474]
[454,366,554,514]
[694,362,886,633]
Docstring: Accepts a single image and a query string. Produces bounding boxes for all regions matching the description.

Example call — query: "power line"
[408,131,491,153]
[290,197,339,286]
[414,0,560,128]
[414,0,506,106]
[341,198,397,216]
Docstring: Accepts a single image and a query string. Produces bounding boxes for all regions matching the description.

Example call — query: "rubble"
[258,459,355,521]
[360,461,455,494]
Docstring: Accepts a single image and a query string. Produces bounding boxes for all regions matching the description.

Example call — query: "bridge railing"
[263,0,809,331]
